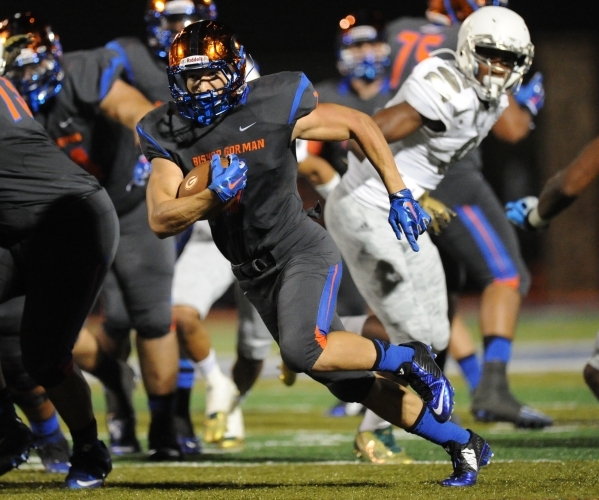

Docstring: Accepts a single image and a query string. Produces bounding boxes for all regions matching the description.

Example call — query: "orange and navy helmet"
[426,0,508,26]
[167,20,246,125]
[146,0,217,59]
[0,12,63,112]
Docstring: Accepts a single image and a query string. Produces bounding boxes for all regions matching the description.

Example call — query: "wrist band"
[528,206,550,228]
[314,172,340,200]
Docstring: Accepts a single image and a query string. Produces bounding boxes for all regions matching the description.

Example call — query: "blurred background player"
[106,0,265,454]
[0,12,182,461]
[0,295,70,473]
[382,0,552,428]
[505,136,599,405]
[0,65,119,487]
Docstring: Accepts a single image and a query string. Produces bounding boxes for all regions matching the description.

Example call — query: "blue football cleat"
[397,341,454,422]
[441,430,492,487]
[63,440,112,489]
[174,414,202,456]
[36,428,71,474]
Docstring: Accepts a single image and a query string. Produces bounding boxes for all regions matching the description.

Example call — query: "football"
[176,156,236,218]
[176,156,230,198]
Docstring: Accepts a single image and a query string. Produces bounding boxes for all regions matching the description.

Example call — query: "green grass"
[3,308,599,499]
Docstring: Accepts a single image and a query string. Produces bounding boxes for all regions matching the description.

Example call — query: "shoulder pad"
[414,58,463,103]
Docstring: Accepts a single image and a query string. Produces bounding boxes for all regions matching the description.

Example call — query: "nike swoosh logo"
[59,117,73,128]
[228,177,243,190]
[432,388,445,416]
[75,479,103,487]
[239,122,256,132]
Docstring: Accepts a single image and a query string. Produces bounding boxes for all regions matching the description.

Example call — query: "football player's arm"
[292,102,406,194]
[538,136,599,219]
[146,157,222,238]
[372,101,424,143]
[506,136,599,230]
[491,96,532,143]
[99,79,155,134]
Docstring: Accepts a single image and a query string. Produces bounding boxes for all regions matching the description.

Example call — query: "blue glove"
[388,189,431,252]
[208,154,247,203]
[505,196,549,231]
[514,72,545,116]
[126,155,152,191]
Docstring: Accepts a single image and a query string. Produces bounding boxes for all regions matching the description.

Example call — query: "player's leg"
[0,250,35,476]
[324,182,451,458]
[228,283,274,450]
[432,168,551,428]
[258,242,487,486]
[111,201,180,460]
[583,331,599,402]
[171,224,239,449]
[0,301,69,473]
[448,312,482,395]
[19,189,118,488]
[74,275,140,456]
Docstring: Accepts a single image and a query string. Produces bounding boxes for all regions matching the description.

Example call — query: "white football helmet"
[456,6,533,101]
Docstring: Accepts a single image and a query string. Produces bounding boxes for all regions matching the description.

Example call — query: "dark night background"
[0,1,597,83]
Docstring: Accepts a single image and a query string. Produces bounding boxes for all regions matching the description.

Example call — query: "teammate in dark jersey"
[0,74,118,487]
[0,293,70,473]
[384,0,552,428]
[0,13,182,460]
[139,20,493,487]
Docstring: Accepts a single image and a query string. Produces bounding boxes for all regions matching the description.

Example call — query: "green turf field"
[2,307,599,499]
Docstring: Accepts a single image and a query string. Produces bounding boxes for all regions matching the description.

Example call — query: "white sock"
[195,349,224,386]
[358,409,392,433]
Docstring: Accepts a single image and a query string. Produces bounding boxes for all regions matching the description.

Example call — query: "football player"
[326,3,537,481]
[381,0,552,429]
[0,12,182,461]
[0,70,119,487]
[106,0,266,453]
[505,136,599,405]
[138,20,493,487]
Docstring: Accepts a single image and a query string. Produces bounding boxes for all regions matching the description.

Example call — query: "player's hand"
[418,191,456,235]
[505,196,549,231]
[208,154,247,202]
[514,72,544,116]
[388,188,431,252]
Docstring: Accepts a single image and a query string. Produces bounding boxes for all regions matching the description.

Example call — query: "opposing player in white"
[325,6,534,474]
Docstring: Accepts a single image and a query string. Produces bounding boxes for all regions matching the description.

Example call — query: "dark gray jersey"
[138,72,318,265]
[0,77,101,247]
[34,48,145,215]
[106,37,171,105]
[386,17,460,91]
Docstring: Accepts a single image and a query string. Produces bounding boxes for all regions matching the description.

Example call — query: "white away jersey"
[342,56,508,211]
